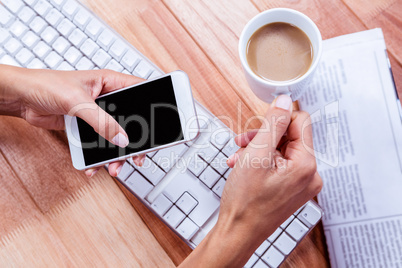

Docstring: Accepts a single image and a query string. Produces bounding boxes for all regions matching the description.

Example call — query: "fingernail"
[111,133,129,148]
[116,165,122,176]
[85,169,93,177]
[90,169,98,177]
[274,95,292,110]
[227,153,236,164]
[139,157,145,166]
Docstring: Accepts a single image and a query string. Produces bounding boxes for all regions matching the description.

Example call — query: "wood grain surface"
[0,118,174,267]
[0,0,401,267]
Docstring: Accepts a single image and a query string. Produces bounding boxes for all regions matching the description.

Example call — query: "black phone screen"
[77,76,184,166]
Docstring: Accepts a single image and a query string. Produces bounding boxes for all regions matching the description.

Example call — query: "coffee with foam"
[246,22,313,82]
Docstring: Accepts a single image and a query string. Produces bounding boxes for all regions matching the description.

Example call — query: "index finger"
[283,111,315,161]
[243,95,293,158]
[234,129,259,147]
[99,70,145,94]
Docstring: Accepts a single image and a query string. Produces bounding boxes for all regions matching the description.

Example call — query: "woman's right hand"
[220,95,323,245]
[179,95,323,268]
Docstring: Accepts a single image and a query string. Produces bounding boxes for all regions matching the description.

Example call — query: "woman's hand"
[0,65,145,177]
[179,95,323,268]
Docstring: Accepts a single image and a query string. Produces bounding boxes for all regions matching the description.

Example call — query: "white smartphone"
[65,71,199,170]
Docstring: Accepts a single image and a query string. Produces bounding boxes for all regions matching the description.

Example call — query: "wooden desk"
[0,0,400,267]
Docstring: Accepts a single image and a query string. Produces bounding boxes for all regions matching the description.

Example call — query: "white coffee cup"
[239,8,322,103]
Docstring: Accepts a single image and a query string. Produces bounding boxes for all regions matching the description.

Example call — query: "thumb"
[247,94,293,157]
[71,98,129,148]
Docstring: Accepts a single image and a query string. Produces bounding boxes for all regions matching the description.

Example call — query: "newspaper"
[298,29,402,267]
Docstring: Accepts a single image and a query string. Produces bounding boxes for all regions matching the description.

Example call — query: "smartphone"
[65,71,199,170]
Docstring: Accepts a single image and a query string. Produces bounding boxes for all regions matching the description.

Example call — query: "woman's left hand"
[0,65,146,177]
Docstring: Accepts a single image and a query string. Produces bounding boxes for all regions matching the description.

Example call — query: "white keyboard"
[0,0,323,267]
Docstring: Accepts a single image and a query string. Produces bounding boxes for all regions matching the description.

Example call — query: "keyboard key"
[176,218,199,240]
[221,138,240,158]
[210,129,231,149]
[286,218,309,241]
[109,39,127,61]
[61,0,79,19]
[244,254,259,268]
[73,8,91,29]
[0,28,11,45]
[152,143,188,172]
[57,18,75,36]
[15,48,34,66]
[163,171,220,226]
[33,41,51,60]
[18,6,35,24]
[253,259,269,268]
[80,39,99,58]
[50,0,66,10]
[85,18,103,39]
[121,50,140,72]
[255,240,270,256]
[176,192,198,214]
[210,153,229,175]
[268,228,282,243]
[297,202,322,227]
[133,157,165,186]
[125,171,153,199]
[41,26,59,44]
[261,247,284,268]
[162,173,194,203]
[115,161,134,181]
[151,194,172,216]
[10,20,29,38]
[163,206,185,228]
[199,166,220,188]
[64,47,81,65]
[147,151,157,158]
[29,16,48,34]
[148,70,163,80]
[52,36,70,54]
[212,177,225,197]
[4,38,22,56]
[0,5,15,27]
[0,55,20,67]
[45,8,63,27]
[75,57,94,70]
[187,155,207,177]
[223,168,232,179]
[27,58,46,69]
[0,48,4,58]
[68,28,86,47]
[44,51,63,68]
[191,229,207,246]
[34,0,52,16]
[23,0,37,5]
[56,61,74,70]
[134,60,152,78]
[21,31,40,49]
[280,215,295,229]
[97,29,115,50]
[274,233,296,255]
[196,144,219,163]
[92,48,111,68]
[105,59,123,72]
[2,0,24,14]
